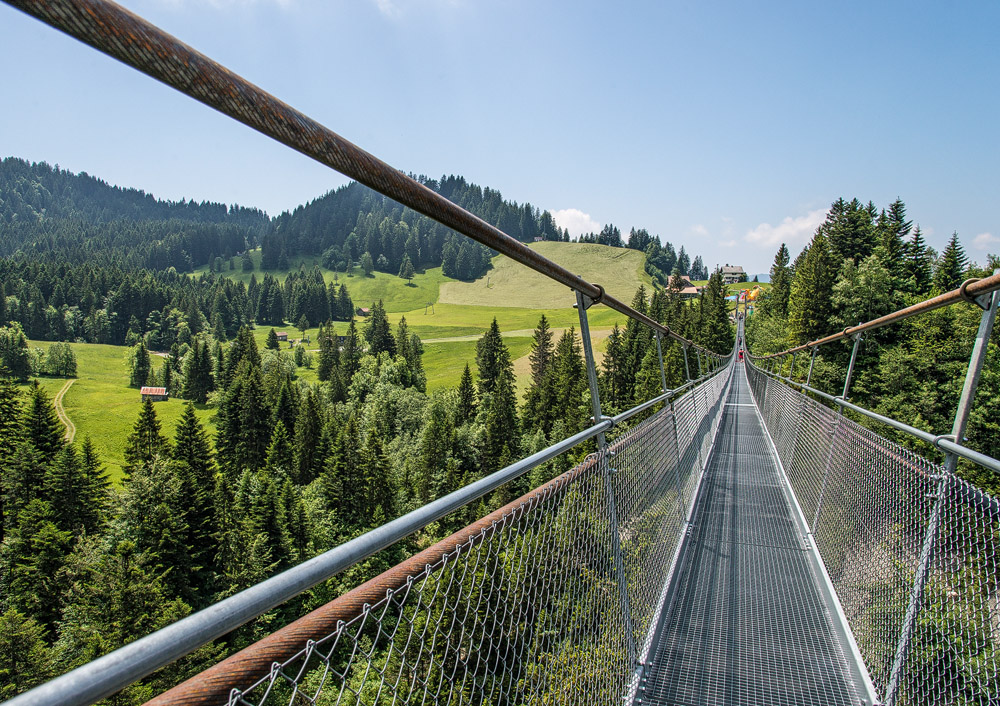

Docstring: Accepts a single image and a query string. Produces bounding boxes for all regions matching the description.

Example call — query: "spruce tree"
[600,324,629,413]
[266,420,294,474]
[0,609,54,699]
[768,243,792,319]
[293,389,324,484]
[418,397,453,503]
[123,396,169,477]
[787,231,838,344]
[364,300,395,357]
[129,340,151,388]
[172,403,217,597]
[933,232,968,292]
[342,318,362,382]
[79,436,110,534]
[528,315,554,386]
[44,445,90,535]
[222,326,261,389]
[904,226,934,294]
[456,363,476,425]
[475,318,510,398]
[317,323,338,382]
[24,382,64,462]
[399,254,415,282]
[265,328,280,350]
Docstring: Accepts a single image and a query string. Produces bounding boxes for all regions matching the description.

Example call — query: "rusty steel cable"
[3,0,720,356]
[751,272,1000,360]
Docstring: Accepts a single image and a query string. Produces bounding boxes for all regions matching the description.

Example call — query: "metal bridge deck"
[637,366,860,706]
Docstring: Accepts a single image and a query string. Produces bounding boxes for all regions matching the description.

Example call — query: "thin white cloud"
[744,208,828,248]
[369,0,462,19]
[719,239,737,248]
[373,0,399,18]
[551,208,602,238]
[691,224,709,236]
[973,232,998,250]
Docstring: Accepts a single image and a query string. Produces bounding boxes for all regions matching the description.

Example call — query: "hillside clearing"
[439,242,651,309]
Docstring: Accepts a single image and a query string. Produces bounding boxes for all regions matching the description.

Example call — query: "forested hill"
[1,159,711,286]
[0,157,269,271]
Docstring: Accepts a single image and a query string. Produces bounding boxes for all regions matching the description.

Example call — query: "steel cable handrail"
[748,272,1000,360]
[3,0,723,358]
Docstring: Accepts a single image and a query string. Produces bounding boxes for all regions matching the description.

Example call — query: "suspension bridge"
[4,2,1000,705]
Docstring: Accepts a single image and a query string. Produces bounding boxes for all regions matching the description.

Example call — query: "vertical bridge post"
[655,331,668,394]
[682,344,692,382]
[884,278,1000,706]
[575,290,636,668]
[806,346,817,386]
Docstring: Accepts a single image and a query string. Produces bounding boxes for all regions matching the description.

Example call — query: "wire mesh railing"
[745,360,1000,706]
[150,367,731,706]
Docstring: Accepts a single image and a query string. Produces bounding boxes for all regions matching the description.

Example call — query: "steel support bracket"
[972,292,993,311]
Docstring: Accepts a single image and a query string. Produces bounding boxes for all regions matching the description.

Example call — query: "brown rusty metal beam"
[146,454,604,706]
[4,0,722,356]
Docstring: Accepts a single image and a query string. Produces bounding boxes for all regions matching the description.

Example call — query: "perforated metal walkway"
[637,365,861,706]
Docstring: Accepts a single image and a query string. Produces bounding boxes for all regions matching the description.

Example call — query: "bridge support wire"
[745,277,1000,706]
[884,279,1000,706]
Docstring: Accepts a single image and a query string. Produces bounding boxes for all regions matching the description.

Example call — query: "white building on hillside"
[721,265,746,285]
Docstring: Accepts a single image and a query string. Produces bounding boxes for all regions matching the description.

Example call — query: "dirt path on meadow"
[54,378,77,443]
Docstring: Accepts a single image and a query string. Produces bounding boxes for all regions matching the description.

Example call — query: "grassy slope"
[24,340,216,484]
[438,242,652,309]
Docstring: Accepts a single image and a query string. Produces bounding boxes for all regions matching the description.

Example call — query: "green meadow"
[32,242,671,480]
[22,340,216,483]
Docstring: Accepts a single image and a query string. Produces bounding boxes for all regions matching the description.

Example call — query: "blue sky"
[2,0,997,274]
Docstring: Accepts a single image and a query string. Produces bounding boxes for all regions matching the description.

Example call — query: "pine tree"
[24,382,64,462]
[364,300,395,357]
[904,226,934,294]
[476,318,510,398]
[123,395,169,477]
[787,231,838,344]
[129,340,151,388]
[292,389,324,484]
[171,403,217,599]
[456,363,476,425]
[768,243,792,319]
[79,437,110,534]
[528,314,554,385]
[265,328,280,350]
[222,326,261,389]
[399,254,415,282]
[0,609,54,700]
[266,420,294,474]
[600,324,629,413]
[933,232,968,292]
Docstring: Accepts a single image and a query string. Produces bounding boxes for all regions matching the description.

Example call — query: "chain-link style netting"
[228,370,731,706]
[746,361,1000,706]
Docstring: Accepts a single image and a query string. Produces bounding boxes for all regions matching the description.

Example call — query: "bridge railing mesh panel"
[229,369,730,706]
[745,362,1000,706]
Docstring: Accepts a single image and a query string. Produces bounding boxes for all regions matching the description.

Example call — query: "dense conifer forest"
[745,197,1000,492]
